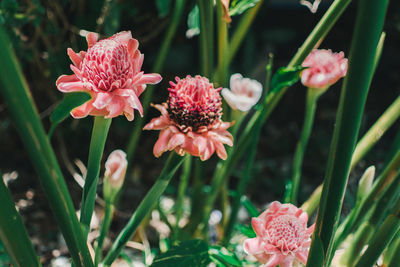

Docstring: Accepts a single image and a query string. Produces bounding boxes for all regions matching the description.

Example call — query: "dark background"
[0,0,399,264]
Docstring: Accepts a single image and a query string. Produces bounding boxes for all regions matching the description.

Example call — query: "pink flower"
[221,73,262,112]
[244,201,315,267]
[104,149,127,190]
[56,31,162,120]
[301,49,348,89]
[143,75,234,161]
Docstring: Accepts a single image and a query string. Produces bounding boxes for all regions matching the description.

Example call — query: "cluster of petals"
[301,49,348,90]
[221,73,263,112]
[104,149,127,190]
[56,31,162,120]
[244,201,315,267]
[144,75,234,161]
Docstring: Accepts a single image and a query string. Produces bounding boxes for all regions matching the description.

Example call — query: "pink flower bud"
[221,73,262,112]
[144,75,234,161]
[244,201,315,267]
[104,150,127,190]
[301,49,348,90]
[56,31,162,121]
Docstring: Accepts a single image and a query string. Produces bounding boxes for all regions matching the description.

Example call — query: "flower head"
[301,49,348,90]
[244,201,315,267]
[221,73,262,112]
[104,149,127,190]
[56,31,162,120]
[144,75,233,161]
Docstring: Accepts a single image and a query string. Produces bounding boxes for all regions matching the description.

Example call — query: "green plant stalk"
[198,0,214,78]
[80,116,112,236]
[173,154,192,242]
[125,0,186,163]
[385,231,400,266]
[306,0,389,265]
[0,174,41,267]
[227,0,264,65]
[215,0,229,87]
[385,127,400,166]
[301,184,323,216]
[0,27,93,267]
[94,201,114,266]
[102,153,184,265]
[287,88,323,204]
[351,95,400,169]
[354,195,400,267]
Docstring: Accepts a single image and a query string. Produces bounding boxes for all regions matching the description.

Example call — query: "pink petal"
[243,237,265,256]
[252,218,265,237]
[92,92,113,109]
[135,73,162,85]
[86,32,99,48]
[105,97,125,118]
[199,140,215,161]
[109,31,132,45]
[153,128,173,157]
[71,100,94,118]
[143,115,171,130]
[213,140,228,160]
[167,133,185,151]
[57,81,87,93]
[265,254,284,267]
[114,89,143,116]
[127,38,139,56]
[56,74,79,86]
[296,251,309,265]
[67,48,83,67]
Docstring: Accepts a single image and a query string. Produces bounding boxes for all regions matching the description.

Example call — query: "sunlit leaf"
[186,5,200,38]
[209,246,242,266]
[270,65,306,94]
[229,0,261,17]
[235,223,256,238]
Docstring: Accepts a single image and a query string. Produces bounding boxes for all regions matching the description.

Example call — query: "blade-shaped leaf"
[151,240,210,267]
[235,223,256,238]
[270,65,306,94]
[229,0,261,17]
[186,5,200,38]
[48,92,91,137]
[209,246,242,266]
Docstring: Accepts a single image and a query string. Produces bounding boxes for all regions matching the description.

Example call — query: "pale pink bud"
[221,73,262,112]
[243,201,315,267]
[301,49,348,90]
[104,150,127,190]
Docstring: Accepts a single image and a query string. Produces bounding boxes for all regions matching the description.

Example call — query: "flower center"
[167,76,222,132]
[265,215,304,253]
[81,39,132,92]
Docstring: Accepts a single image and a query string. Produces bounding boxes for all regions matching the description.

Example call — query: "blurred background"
[0,0,399,265]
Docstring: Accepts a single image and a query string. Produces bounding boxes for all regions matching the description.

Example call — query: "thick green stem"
[0,27,93,267]
[287,88,323,204]
[215,0,229,86]
[173,155,192,242]
[80,116,112,236]
[306,0,389,265]
[125,0,186,163]
[0,174,41,267]
[198,0,214,78]
[102,153,183,265]
[94,201,114,266]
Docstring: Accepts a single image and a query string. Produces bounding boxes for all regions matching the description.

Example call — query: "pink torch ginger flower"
[56,31,162,120]
[104,149,127,190]
[221,73,262,112]
[144,75,234,161]
[244,201,315,267]
[301,49,348,90]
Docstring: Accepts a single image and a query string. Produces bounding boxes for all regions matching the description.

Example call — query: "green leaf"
[229,0,261,17]
[269,65,305,94]
[150,240,211,267]
[307,235,325,266]
[209,246,242,266]
[186,5,200,38]
[48,92,91,137]
[241,196,260,217]
[156,0,172,18]
[235,223,256,238]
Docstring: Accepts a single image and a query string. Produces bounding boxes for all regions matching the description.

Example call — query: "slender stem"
[307,0,389,265]
[300,185,323,216]
[214,0,229,86]
[102,153,184,265]
[173,155,192,242]
[0,174,41,267]
[387,233,400,267]
[94,201,114,266]
[198,0,214,78]
[351,95,400,169]
[287,88,322,204]
[80,116,112,236]
[125,0,186,163]
[0,27,93,267]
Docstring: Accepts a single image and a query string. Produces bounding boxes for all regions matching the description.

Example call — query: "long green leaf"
[0,174,41,267]
[0,27,93,267]
[306,0,389,265]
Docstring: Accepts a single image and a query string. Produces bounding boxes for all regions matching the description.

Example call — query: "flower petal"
[92,92,113,109]
[153,128,173,157]
[86,32,99,48]
[57,81,87,93]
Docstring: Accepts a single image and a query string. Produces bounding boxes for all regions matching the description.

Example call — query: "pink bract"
[301,49,348,89]
[143,75,234,161]
[244,201,315,267]
[56,31,162,120]
[104,149,127,190]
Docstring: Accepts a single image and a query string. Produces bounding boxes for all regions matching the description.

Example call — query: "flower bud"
[356,166,375,203]
[103,149,127,202]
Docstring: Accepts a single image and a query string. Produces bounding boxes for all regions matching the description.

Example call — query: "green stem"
[198,0,214,78]
[214,0,229,86]
[94,201,114,266]
[351,95,400,169]
[102,153,184,265]
[173,154,192,242]
[306,0,389,265]
[0,174,41,267]
[125,0,186,163]
[80,116,112,236]
[287,88,323,204]
[0,27,93,267]
[387,233,400,267]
